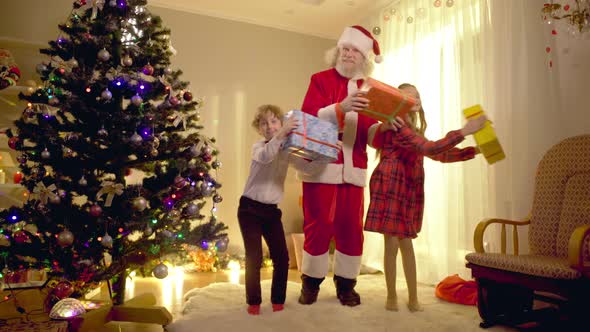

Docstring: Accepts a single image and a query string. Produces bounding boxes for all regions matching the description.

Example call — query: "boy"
[238,104,322,315]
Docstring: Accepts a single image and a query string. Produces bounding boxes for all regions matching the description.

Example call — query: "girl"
[364,84,486,312]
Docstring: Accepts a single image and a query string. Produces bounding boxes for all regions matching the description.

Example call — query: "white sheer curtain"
[361,0,559,285]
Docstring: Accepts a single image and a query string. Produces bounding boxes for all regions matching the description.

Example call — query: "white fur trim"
[343,166,367,187]
[317,104,338,124]
[299,163,343,184]
[347,79,360,95]
[302,250,330,278]
[375,55,383,63]
[298,101,370,187]
[299,163,366,187]
[341,112,356,180]
[338,27,373,59]
[333,250,362,278]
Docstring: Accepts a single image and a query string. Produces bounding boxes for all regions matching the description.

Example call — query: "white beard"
[335,62,361,79]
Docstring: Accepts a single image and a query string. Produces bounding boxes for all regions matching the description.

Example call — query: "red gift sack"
[435,274,477,305]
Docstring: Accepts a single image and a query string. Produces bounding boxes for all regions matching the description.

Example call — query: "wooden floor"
[94,267,303,332]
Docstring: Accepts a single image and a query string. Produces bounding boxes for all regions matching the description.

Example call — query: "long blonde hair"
[398,83,427,136]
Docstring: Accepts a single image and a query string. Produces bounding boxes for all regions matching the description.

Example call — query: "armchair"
[465,135,590,328]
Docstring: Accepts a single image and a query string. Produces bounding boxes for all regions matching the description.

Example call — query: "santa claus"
[298,25,401,306]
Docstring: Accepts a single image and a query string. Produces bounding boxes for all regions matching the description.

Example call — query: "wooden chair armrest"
[473,217,531,254]
[568,224,590,272]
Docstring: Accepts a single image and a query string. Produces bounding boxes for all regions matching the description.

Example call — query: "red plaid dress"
[364,127,476,238]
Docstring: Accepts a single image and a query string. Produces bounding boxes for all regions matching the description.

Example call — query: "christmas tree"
[0,0,227,304]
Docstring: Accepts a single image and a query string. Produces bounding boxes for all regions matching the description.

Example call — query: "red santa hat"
[337,25,382,63]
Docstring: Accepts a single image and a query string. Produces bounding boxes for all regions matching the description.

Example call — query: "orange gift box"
[359,78,416,122]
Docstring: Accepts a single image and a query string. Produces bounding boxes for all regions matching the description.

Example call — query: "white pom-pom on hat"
[337,25,383,63]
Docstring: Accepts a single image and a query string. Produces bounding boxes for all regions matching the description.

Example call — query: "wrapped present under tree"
[283,110,339,162]
[359,78,416,122]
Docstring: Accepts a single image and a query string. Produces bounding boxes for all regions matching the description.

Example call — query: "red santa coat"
[365,128,476,238]
[300,68,382,186]
[299,68,383,279]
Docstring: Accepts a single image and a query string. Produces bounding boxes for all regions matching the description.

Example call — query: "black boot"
[298,274,324,305]
[334,275,361,306]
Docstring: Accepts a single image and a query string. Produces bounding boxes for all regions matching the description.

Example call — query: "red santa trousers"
[301,182,364,279]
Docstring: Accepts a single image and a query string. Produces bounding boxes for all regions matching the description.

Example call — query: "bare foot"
[385,297,399,311]
[407,300,423,312]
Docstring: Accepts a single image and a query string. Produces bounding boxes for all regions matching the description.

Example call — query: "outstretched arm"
[397,128,466,156]
[397,115,486,160]
[428,146,478,163]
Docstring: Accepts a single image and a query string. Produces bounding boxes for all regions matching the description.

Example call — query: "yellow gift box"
[463,105,505,164]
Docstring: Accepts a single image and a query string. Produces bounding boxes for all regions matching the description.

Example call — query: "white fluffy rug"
[166,274,514,332]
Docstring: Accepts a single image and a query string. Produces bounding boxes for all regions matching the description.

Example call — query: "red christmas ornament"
[89,204,102,217]
[13,171,23,184]
[169,96,180,106]
[8,136,19,149]
[52,281,74,299]
[545,47,551,53]
[564,4,570,11]
[142,64,154,76]
[551,29,557,35]
[173,175,187,188]
[13,230,31,244]
[183,91,193,101]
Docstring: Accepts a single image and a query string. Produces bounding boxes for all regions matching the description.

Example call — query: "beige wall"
[0,0,335,254]
[151,7,335,252]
